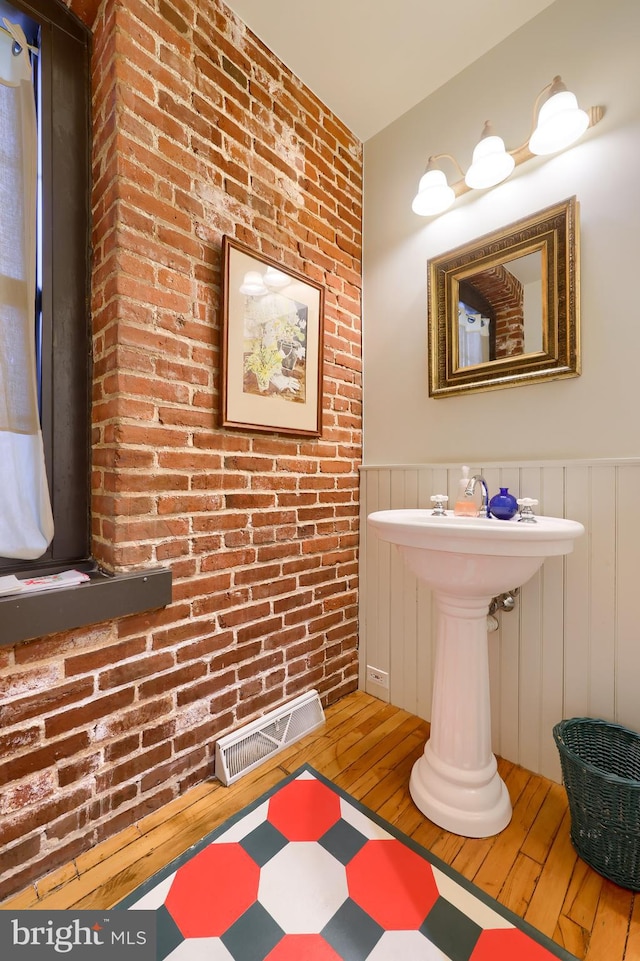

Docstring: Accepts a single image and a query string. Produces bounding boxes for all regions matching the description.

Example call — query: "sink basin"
[368,509,585,598]
[367,509,584,555]
[367,507,585,838]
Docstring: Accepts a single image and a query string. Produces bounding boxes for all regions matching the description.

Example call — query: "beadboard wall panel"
[359,460,640,782]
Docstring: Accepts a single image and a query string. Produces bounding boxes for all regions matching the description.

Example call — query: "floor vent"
[214,689,325,786]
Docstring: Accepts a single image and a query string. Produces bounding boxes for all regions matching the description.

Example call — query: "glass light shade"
[411,169,455,216]
[529,90,589,155]
[264,266,290,289]
[239,270,267,295]
[464,134,515,189]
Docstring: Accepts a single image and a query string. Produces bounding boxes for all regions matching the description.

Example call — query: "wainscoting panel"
[359,460,640,782]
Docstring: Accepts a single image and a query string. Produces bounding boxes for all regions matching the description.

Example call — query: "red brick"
[98,652,174,690]
[45,689,136,738]
[65,638,147,676]
[0,678,96,730]
[138,662,207,700]
[141,746,207,792]
[0,732,90,785]
[0,785,93,846]
[1,835,41,875]
[96,742,172,791]
[58,754,102,787]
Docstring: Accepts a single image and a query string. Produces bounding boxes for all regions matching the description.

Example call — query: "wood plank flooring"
[2,691,638,959]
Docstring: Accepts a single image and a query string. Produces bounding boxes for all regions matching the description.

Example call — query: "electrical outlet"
[366,665,389,688]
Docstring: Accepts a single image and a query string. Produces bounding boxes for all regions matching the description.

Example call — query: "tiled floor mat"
[118,765,578,961]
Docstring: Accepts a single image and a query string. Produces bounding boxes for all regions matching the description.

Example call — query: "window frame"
[0,0,91,575]
[0,0,172,644]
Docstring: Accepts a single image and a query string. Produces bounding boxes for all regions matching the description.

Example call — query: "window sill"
[0,566,173,647]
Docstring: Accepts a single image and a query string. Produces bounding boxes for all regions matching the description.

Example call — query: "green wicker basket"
[553,717,640,890]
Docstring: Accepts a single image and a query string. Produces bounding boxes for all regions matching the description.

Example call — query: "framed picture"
[220,236,325,436]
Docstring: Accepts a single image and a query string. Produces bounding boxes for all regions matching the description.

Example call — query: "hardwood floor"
[3,691,639,959]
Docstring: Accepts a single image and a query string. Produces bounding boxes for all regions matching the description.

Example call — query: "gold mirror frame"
[428,197,580,397]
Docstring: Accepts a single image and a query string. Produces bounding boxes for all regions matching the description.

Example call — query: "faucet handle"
[430,494,448,516]
[517,497,539,523]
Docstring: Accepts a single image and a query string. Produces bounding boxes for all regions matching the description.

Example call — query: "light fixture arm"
[424,153,466,180]
[526,76,567,142]
[420,153,471,201]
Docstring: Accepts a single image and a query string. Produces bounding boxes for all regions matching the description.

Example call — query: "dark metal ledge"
[0,567,173,647]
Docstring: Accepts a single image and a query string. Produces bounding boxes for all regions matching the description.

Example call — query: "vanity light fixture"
[412,76,603,217]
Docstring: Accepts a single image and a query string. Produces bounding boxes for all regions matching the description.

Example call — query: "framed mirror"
[428,197,580,397]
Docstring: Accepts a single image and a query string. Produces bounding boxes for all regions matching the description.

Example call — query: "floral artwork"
[221,238,324,436]
[242,290,308,402]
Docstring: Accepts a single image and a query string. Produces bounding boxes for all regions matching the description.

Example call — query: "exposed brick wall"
[0,0,362,901]
[67,0,101,26]
[470,265,525,357]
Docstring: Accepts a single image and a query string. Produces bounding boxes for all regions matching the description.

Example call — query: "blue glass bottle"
[489,487,518,520]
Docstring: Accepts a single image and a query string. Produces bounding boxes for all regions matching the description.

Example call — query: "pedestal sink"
[367,508,585,838]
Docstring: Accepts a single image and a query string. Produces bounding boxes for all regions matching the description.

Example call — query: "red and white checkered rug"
[119,765,578,961]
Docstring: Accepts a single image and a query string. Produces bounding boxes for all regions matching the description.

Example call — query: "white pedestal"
[409,591,512,837]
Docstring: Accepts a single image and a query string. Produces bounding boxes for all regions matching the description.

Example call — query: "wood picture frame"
[221,236,324,436]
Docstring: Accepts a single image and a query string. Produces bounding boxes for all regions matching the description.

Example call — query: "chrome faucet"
[465,475,491,518]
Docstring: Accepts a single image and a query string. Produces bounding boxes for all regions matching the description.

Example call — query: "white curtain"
[0,21,54,559]
[458,302,491,369]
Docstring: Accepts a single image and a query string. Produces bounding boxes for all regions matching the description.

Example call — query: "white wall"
[360,0,640,780]
[362,0,640,465]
